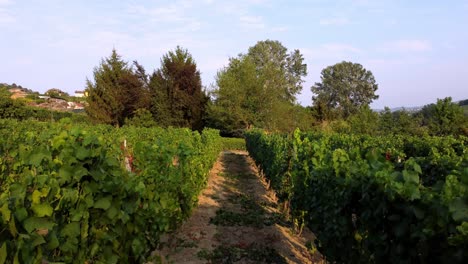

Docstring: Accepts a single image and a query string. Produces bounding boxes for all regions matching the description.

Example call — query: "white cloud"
[319,17,349,26]
[380,40,432,52]
[0,8,14,24]
[321,43,361,53]
[127,5,182,23]
[0,0,14,25]
[0,0,12,5]
[240,15,265,29]
[302,43,362,60]
[271,26,288,32]
[125,3,202,34]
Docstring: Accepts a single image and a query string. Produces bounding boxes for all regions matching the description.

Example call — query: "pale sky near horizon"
[1,0,467,109]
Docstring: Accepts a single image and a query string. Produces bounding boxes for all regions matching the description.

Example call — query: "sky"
[0,0,467,109]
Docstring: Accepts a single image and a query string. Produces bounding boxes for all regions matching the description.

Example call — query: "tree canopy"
[148,46,206,130]
[85,49,148,126]
[420,97,466,136]
[312,61,379,119]
[247,39,307,103]
[208,40,310,132]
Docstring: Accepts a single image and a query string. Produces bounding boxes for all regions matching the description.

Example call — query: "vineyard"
[0,119,224,263]
[245,129,468,263]
[1,117,467,263]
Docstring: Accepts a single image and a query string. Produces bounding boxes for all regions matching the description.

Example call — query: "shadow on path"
[154,151,324,264]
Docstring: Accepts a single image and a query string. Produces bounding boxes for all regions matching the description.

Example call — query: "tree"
[124,108,156,127]
[208,40,308,132]
[348,105,379,135]
[208,56,267,130]
[149,46,206,130]
[0,87,26,119]
[420,97,466,136]
[312,61,379,119]
[45,88,69,98]
[247,40,307,103]
[378,107,394,133]
[85,49,148,126]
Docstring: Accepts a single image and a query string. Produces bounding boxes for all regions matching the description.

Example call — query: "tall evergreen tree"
[85,49,148,126]
[149,46,205,130]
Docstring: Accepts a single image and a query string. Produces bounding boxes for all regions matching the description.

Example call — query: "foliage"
[1,87,87,122]
[149,46,206,130]
[0,119,223,263]
[208,56,266,130]
[208,40,309,132]
[312,61,379,119]
[246,129,468,263]
[124,108,156,128]
[247,39,307,103]
[420,97,467,136]
[45,88,69,99]
[348,105,379,135]
[0,87,27,119]
[86,49,149,127]
[458,99,468,107]
[220,137,246,151]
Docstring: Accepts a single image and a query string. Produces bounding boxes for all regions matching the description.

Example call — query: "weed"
[197,244,288,264]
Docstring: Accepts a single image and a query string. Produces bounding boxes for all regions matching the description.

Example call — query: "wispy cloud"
[0,0,14,25]
[301,43,362,61]
[0,9,14,24]
[240,15,265,29]
[0,0,12,5]
[271,26,288,32]
[322,43,361,53]
[127,5,182,23]
[380,40,432,52]
[319,17,350,26]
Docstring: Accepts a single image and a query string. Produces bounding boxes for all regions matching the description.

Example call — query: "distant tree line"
[2,39,465,136]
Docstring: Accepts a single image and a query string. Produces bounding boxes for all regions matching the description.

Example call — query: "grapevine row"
[0,119,223,263]
[246,129,468,263]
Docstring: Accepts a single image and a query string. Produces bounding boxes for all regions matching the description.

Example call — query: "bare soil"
[152,150,324,264]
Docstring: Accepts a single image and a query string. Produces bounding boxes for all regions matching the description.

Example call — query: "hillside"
[1,82,86,112]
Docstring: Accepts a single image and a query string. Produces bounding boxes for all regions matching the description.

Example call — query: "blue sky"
[1,0,467,108]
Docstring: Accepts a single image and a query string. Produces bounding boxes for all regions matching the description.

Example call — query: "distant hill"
[462,105,468,115]
[1,82,86,112]
[374,99,468,113]
[0,82,35,94]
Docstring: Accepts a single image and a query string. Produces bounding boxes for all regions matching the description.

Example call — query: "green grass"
[221,137,246,150]
[197,244,288,263]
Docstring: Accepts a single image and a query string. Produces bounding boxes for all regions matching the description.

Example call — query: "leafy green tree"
[149,46,206,130]
[208,56,266,130]
[45,88,69,99]
[247,39,307,103]
[378,107,394,133]
[85,49,148,126]
[208,40,308,132]
[312,61,379,119]
[392,109,426,135]
[0,87,27,119]
[348,105,379,135]
[420,97,467,135]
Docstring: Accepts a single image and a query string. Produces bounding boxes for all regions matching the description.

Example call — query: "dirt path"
[152,150,324,264]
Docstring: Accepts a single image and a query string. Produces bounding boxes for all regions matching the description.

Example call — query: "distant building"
[74,90,88,97]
